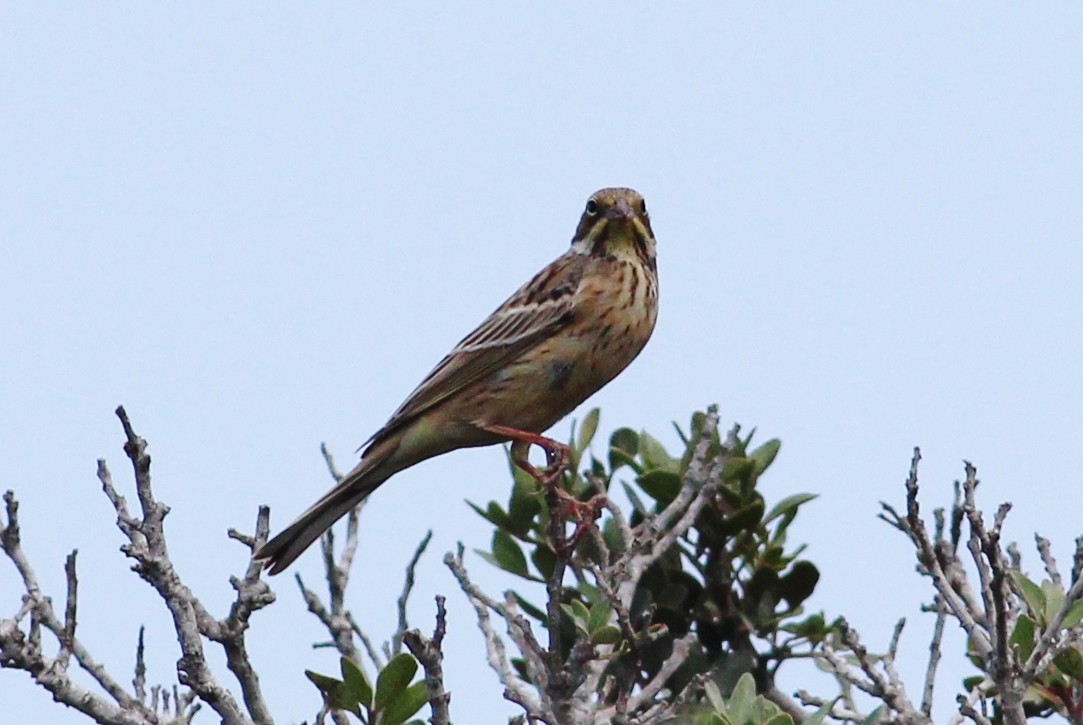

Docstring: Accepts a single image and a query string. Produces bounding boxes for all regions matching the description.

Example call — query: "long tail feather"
[256,446,396,575]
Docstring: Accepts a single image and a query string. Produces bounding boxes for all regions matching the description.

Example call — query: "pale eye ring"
[585,199,599,216]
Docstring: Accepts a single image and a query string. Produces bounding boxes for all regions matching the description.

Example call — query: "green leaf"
[961,675,984,691]
[305,670,340,694]
[637,469,682,507]
[559,603,579,628]
[1054,647,1083,679]
[531,544,556,579]
[672,420,690,448]
[609,428,639,471]
[620,482,649,516]
[782,612,828,641]
[749,439,781,474]
[589,455,608,483]
[602,516,626,554]
[571,598,590,623]
[763,493,818,525]
[491,529,530,578]
[764,715,795,725]
[719,500,764,536]
[474,550,500,569]
[721,457,754,486]
[1011,571,1046,620]
[466,500,511,529]
[727,672,757,720]
[862,705,886,725]
[577,581,602,605]
[1010,614,1036,662]
[639,431,674,470]
[374,653,418,711]
[305,670,361,716]
[576,408,600,454]
[964,636,984,669]
[801,701,834,725]
[589,625,623,645]
[745,568,781,623]
[509,591,547,623]
[703,680,725,711]
[1063,598,1083,629]
[1043,579,1066,628]
[341,657,372,710]
[779,561,820,608]
[506,476,541,537]
[587,600,612,634]
[380,681,429,725]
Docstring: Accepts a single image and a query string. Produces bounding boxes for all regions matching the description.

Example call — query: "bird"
[255,188,658,574]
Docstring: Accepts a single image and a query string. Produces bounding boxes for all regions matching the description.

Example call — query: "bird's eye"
[639,199,648,216]
[585,199,599,216]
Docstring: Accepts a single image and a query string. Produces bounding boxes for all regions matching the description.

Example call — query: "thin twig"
[392,530,433,656]
[402,595,453,725]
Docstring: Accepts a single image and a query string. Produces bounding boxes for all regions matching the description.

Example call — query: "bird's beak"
[606,198,635,222]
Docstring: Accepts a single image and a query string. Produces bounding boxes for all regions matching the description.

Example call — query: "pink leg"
[481,423,571,486]
[481,423,606,554]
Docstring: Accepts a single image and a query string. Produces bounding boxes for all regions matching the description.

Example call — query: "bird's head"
[571,188,655,267]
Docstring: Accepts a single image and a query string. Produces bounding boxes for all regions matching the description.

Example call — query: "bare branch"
[2,488,150,718]
[99,406,251,723]
[296,572,361,665]
[921,596,947,716]
[624,632,695,713]
[132,627,147,703]
[444,544,544,716]
[403,595,453,725]
[1035,534,1060,586]
[392,530,433,656]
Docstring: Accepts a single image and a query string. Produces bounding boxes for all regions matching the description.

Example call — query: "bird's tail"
[255,441,398,575]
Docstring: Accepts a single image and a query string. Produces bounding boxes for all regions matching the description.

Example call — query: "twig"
[1035,534,1060,587]
[296,572,361,665]
[820,619,929,724]
[444,545,544,716]
[624,632,695,712]
[214,507,276,724]
[402,595,453,725]
[345,611,383,670]
[542,484,572,713]
[921,596,946,716]
[392,530,433,656]
[58,550,79,669]
[101,407,250,723]
[1,489,153,721]
[132,626,147,703]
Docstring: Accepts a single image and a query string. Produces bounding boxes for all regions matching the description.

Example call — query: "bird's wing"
[361,253,584,449]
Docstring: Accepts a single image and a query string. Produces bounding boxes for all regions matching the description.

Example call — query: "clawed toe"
[535,442,570,486]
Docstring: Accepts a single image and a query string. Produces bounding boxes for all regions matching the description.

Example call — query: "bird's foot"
[482,424,572,486]
[480,422,603,553]
[535,439,571,486]
[556,491,607,555]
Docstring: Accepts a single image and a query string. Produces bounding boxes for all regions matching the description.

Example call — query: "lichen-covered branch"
[829,450,1083,725]
[2,406,276,725]
[403,595,452,725]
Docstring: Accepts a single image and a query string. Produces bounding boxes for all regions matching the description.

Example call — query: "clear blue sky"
[3,5,1081,723]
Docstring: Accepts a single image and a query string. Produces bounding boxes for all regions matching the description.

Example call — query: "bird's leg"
[482,423,605,555]
[563,495,607,552]
[482,424,571,486]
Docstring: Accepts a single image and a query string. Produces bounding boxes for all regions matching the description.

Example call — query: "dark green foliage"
[968,570,1083,721]
[467,408,829,711]
[306,654,426,725]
